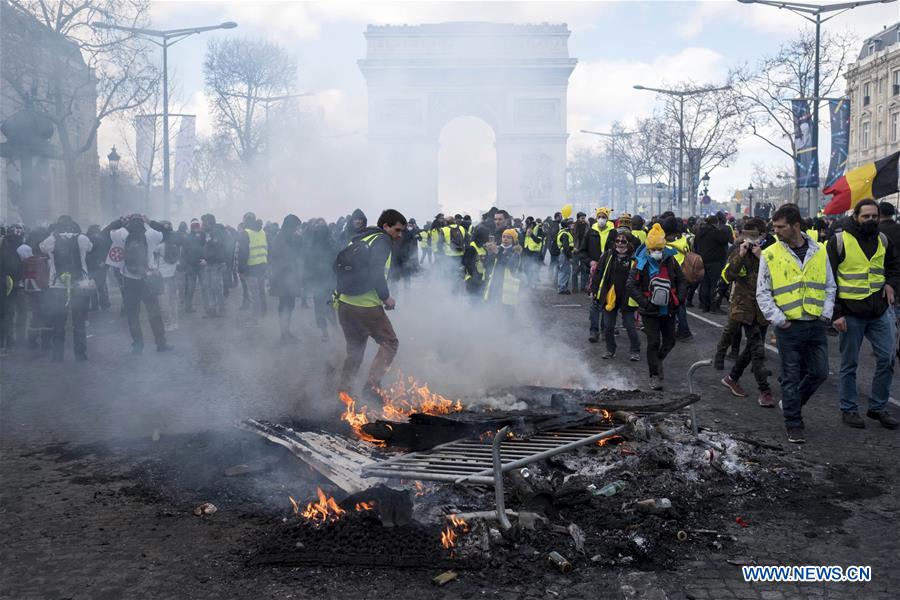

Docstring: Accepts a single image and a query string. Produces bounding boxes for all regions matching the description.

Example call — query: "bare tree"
[617,117,668,214]
[732,29,856,162]
[203,37,297,165]
[2,0,159,215]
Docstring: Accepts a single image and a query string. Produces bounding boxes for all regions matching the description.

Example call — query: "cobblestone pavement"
[1,276,898,599]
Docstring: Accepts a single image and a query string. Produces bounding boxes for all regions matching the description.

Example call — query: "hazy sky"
[97,0,897,215]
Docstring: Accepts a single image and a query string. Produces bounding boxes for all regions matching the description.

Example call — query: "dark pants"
[47,288,89,360]
[88,264,110,310]
[699,260,723,311]
[774,320,829,429]
[338,302,399,389]
[642,314,676,377]
[603,307,640,355]
[715,318,743,360]
[729,323,770,392]
[123,277,166,350]
[675,304,692,337]
[571,261,589,292]
[183,265,200,309]
[313,286,336,334]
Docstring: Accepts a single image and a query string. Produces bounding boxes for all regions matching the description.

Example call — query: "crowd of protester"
[1,198,898,443]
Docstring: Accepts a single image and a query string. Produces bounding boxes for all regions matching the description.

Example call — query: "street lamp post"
[655,181,665,217]
[748,183,754,218]
[107,145,120,214]
[91,20,237,218]
[633,83,731,218]
[736,0,895,205]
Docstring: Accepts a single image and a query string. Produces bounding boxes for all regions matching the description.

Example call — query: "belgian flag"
[823,151,899,215]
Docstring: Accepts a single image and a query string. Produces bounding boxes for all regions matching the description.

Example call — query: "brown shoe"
[721,375,748,397]
[757,390,775,408]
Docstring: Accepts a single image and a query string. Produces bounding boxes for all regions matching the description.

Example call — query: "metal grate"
[362,422,629,485]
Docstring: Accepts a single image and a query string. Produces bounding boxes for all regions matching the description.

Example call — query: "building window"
[878,77,884,94]
[878,120,883,140]
[862,122,870,149]
[863,81,871,106]
[893,70,900,96]
[892,112,899,142]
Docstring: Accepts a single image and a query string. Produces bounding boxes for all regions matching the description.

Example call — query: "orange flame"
[338,392,383,445]
[377,375,464,421]
[414,481,427,497]
[441,525,457,549]
[354,501,375,512]
[596,434,624,447]
[298,487,346,525]
[447,514,469,532]
[441,514,469,550]
[288,495,300,514]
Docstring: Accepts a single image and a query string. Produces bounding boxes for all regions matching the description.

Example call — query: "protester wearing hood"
[108,215,171,354]
[626,223,686,391]
[694,215,733,313]
[39,216,94,361]
[341,209,368,247]
[391,218,419,292]
[181,219,205,313]
[271,214,304,342]
[483,228,522,307]
[826,200,899,430]
[335,209,406,401]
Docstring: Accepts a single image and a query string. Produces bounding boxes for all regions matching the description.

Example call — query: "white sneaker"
[778,399,783,410]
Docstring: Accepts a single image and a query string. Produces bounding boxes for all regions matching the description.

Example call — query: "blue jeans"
[675,303,691,336]
[838,310,896,414]
[603,307,640,355]
[200,263,225,314]
[774,320,829,429]
[589,296,601,335]
[556,255,571,292]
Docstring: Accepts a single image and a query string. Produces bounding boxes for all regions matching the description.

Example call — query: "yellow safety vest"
[633,229,647,246]
[430,228,441,252]
[556,229,573,251]
[484,256,520,306]
[442,225,465,257]
[667,235,691,266]
[763,242,828,320]
[595,254,639,308]
[465,241,486,282]
[806,229,818,242]
[525,225,542,252]
[338,233,391,308]
[592,222,614,253]
[246,229,268,266]
[836,232,886,300]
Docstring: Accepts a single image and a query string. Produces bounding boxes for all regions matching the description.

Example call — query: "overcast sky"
[97,0,897,214]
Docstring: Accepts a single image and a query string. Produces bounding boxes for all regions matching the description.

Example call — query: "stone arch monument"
[358,22,577,219]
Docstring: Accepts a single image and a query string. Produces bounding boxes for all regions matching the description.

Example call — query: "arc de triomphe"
[358,22,577,219]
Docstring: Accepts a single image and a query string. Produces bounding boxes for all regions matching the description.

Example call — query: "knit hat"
[646,223,666,250]
[596,207,610,219]
[190,218,201,231]
[502,228,519,242]
[617,213,632,229]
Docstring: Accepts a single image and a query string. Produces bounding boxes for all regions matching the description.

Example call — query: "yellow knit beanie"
[645,223,666,250]
[502,228,519,242]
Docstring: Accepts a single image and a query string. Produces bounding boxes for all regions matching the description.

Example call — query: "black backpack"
[124,234,149,274]
[333,232,383,295]
[448,226,466,253]
[52,234,84,282]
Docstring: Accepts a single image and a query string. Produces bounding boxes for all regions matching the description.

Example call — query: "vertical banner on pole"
[791,100,819,188]
[825,98,850,188]
[134,115,157,186]
[173,115,196,191]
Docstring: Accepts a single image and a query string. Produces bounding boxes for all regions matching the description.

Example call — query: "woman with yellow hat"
[625,223,687,391]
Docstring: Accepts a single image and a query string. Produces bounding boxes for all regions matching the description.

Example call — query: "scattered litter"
[588,480,626,497]
[625,498,673,515]
[734,516,750,528]
[547,551,572,573]
[193,502,217,516]
[567,523,585,553]
[432,570,457,586]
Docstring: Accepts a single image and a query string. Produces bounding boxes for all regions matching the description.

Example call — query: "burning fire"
[338,392,383,445]
[293,487,346,525]
[414,481,427,497]
[354,501,375,511]
[441,514,470,550]
[378,376,463,421]
[596,434,625,447]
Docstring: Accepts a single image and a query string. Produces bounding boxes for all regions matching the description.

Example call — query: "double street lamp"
[633,83,730,217]
[91,20,238,218]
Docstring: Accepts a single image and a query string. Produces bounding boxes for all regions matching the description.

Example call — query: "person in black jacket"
[304,219,337,341]
[595,232,641,361]
[182,219,204,313]
[336,209,406,401]
[693,215,733,313]
[85,224,111,311]
[627,223,687,391]
[271,214,304,343]
[0,224,24,354]
[462,226,490,298]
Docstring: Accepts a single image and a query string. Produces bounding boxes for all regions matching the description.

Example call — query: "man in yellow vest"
[578,207,615,288]
[336,209,407,401]
[826,199,899,430]
[757,204,836,444]
[239,212,268,326]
